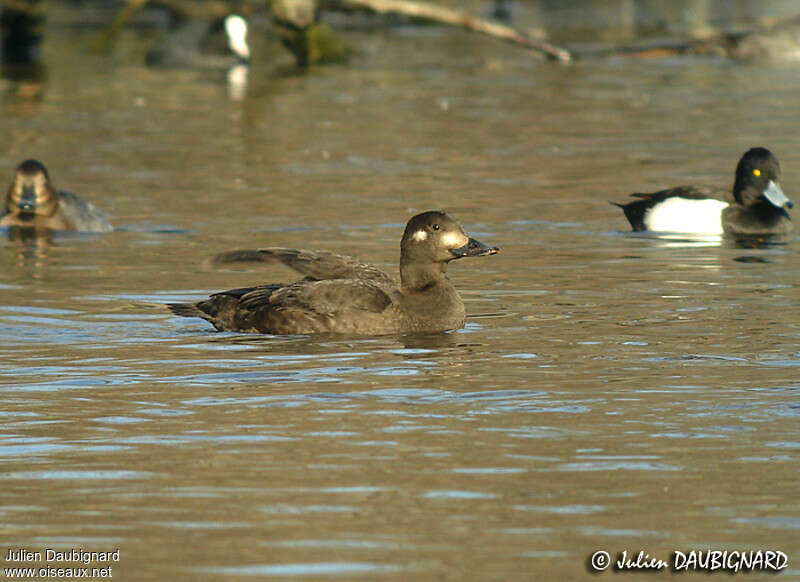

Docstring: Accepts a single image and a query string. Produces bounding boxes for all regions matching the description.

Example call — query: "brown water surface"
[1,5,799,581]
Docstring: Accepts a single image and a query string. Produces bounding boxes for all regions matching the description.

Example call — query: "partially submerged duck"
[169,211,499,335]
[614,147,792,235]
[1,159,113,232]
[596,16,800,63]
[145,14,250,69]
[709,15,800,62]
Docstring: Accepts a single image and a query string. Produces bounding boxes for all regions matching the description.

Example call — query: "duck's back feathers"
[57,190,114,233]
[628,185,725,203]
[213,247,395,284]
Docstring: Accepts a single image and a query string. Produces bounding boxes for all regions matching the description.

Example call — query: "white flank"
[412,230,428,242]
[645,198,728,234]
[441,231,469,247]
[225,15,250,60]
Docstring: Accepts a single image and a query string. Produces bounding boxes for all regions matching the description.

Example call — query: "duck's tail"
[167,302,205,318]
[610,199,647,231]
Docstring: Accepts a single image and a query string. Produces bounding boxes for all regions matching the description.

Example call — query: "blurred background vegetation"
[3,0,800,73]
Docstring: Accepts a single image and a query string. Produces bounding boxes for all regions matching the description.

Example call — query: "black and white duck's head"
[733,147,793,214]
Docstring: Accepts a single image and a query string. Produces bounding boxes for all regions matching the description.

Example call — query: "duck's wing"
[247,279,392,334]
[613,185,728,231]
[57,190,113,233]
[240,279,395,334]
[170,279,395,334]
[262,279,393,314]
[212,247,396,284]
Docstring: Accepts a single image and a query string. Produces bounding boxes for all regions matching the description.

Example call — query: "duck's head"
[6,159,58,219]
[734,147,793,215]
[401,210,499,265]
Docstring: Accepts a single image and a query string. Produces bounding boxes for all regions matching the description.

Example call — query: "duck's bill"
[17,184,37,211]
[450,237,500,258]
[764,180,793,210]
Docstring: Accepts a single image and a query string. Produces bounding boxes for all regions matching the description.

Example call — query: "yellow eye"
[753,169,761,177]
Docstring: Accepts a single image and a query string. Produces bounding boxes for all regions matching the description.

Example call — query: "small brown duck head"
[399,210,499,291]
[3,159,69,229]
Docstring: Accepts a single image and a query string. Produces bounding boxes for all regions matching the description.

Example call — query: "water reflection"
[621,230,793,252]
[1,226,56,272]
[1,62,46,103]
[396,330,468,352]
[729,234,792,249]
[226,63,248,101]
[1,0,46,104]
[0,227,113,275]
[624,231,724,248]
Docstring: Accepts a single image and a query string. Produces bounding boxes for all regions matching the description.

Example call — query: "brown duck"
[169,211,499,335]
[1,159,113,232]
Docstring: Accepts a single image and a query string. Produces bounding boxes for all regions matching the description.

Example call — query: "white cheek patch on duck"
[412,230,428,242]
[645,197,728,234]
[441,231,469,248]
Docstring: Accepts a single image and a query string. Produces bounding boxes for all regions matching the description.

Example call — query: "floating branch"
[336,0,571,62]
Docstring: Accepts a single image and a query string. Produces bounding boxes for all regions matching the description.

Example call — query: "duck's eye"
[432,224,440,231]
[753,169,761,177]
